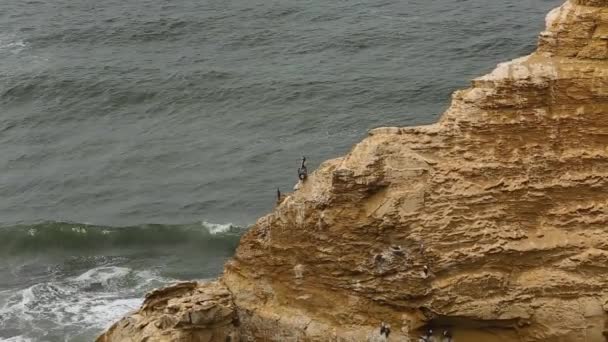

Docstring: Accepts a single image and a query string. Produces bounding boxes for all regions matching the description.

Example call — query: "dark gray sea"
[0,0,562,340]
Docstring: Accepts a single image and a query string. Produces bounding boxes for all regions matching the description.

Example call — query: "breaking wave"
[0,221,245,256]
[0,266,172,341]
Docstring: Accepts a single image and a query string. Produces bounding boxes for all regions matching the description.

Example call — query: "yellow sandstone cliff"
[98,1,608,341]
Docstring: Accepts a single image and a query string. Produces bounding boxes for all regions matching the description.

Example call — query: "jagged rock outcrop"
[97,281,240,342]
[99,1,608,341]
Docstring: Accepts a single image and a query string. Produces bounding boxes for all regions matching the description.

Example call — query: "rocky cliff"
[98,1,608,341]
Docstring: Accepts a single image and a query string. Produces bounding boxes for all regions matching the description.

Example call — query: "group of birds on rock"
[276,156,308,204]
[380,322,454,342]
[376,324,453,341]
[418,328,453,342]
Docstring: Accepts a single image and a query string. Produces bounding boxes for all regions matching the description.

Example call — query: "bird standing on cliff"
[380,322,391,336]
[276,188,282,205]
[377,322,391,341]
[384,324,391,338]
[298,156,308,181]
[418,328,434,342]
[422,265,429,278]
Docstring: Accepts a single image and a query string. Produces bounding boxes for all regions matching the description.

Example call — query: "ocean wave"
[0,266,167,340]
[202,221,235,235]
[0,221,244,256]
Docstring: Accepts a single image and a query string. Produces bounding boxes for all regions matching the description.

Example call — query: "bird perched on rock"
[384,323,391,338]
[276,188,282,205]
[422,265,429,278]
[442,330,453,342]
[378,322,391,341]
[297,156,308,181]
[419,328,434,342]
[379,322,391,337]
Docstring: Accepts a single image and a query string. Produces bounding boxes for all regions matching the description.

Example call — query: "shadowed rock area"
[98,0,608,340]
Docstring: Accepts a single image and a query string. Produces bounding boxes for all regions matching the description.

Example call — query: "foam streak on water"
[0,35,26,54]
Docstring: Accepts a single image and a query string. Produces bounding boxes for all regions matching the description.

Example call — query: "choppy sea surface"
[1,0,562,340]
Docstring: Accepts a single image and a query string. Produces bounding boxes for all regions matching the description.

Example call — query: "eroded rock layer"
[97,281,240,342]
[99,1,608,341]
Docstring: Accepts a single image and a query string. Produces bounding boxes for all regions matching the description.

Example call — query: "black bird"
[379,322,391,338]
[419,329,433,342]
[298,156,308,181]
[384,324,391,338]
[276,188,282,203]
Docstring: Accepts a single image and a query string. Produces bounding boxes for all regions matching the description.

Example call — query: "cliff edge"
[99,1,608,341]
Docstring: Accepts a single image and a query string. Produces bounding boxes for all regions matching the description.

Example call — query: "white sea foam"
[202,221,234,234]
[71,226,87,234]
[71,266,131,283]
[0,34,26,54]
[60,294,142,328]
[2,336,34,342]
[86,297,143,327]
[0,266,173,336]
[132,269,170,290]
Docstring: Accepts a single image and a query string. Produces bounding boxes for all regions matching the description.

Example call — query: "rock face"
[97,281,240,342]
[99,1,608,341]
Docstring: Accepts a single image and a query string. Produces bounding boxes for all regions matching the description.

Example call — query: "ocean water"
[0,0,562,340]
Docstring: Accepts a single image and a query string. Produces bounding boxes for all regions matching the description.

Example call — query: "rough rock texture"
[100,1,608,341]
[97,281,240,342]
